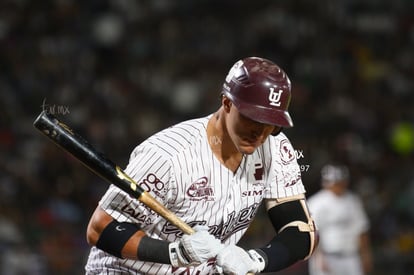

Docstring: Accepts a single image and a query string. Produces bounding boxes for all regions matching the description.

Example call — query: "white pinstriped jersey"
[85,114,306,275]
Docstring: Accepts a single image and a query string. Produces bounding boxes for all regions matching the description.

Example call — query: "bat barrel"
[33,111,195,235]
[33,111,145,199]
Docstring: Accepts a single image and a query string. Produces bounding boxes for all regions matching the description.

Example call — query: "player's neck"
[207,110,243,173]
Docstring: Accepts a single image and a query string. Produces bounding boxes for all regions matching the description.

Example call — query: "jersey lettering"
[120,204,153,225]
[241,190,264,197]
[254,163,264,180]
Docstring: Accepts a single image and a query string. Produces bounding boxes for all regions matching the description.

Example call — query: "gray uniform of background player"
[85,115,305,274]
[307,165,371,275]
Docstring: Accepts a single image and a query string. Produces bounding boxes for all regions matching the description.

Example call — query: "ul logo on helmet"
[268,87,283,107]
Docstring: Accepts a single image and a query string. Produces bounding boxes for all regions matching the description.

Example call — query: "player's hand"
[169,225,224,267]
[216,245,266,274]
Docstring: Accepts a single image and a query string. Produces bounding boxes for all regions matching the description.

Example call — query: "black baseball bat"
[33,111,194,235]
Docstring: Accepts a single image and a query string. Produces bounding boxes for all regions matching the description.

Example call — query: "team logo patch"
[138,173,166,199]
[187,177,214,201]
[280,139,295,164]
[268,87,283,106]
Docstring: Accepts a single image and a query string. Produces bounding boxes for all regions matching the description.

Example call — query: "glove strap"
[169,242,194,267]
[248,249,267,272]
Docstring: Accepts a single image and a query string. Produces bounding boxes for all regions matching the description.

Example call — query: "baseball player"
[84,57,317,274]
[307,164,373,275]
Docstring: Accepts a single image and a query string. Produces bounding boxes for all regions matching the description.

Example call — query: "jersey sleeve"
[264,133,306,199]
[98,140,174,228]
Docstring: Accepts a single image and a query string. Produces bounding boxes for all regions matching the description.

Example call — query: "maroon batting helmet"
[222,57,293,127]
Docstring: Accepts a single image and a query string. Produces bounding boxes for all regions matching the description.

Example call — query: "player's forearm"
[255,226,312,272]
[86,206,113,246]
[87,207,224,267]
[260,197,318,272]
[95,224,155,261]
[86,206,167,262]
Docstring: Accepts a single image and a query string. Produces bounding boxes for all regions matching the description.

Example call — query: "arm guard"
[254,194,317,272]
[266,194,317,260]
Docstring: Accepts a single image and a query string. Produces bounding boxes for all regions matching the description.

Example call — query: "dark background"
[1,0,413,274]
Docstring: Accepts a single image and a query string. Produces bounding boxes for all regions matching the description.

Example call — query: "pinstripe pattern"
[85,115,305,274]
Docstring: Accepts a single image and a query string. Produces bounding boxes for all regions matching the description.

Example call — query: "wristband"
[137,236,171,264]
[96,220,140,258]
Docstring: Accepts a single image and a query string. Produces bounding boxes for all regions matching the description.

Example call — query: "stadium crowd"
[0,0,413,274]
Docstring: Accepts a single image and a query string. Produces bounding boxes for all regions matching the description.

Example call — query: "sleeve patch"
[280,139,295,164]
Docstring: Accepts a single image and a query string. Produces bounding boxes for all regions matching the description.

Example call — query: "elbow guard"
[257,197,317,272]
[267,197,317,259]
[277,219,317,260]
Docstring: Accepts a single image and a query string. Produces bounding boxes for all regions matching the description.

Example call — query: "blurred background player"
[307,164,373,275]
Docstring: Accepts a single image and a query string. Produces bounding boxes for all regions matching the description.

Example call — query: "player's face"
[227,103,278,154]
[330,180,349,196]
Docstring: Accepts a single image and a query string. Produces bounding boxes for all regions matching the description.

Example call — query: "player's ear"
[222,95,232,112]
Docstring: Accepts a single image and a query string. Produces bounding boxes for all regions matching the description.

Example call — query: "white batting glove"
[216,245,266,274]
[169,225,224,267]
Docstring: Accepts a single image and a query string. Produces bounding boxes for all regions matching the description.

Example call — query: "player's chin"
[238,142,261,155]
